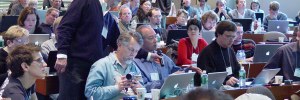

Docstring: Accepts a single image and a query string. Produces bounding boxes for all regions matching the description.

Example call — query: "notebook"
[232,18,253,32]
[251,68,281,85]
[208,72,228,89]
[160,72,195,99]
[166,29,188,45]
[28,34,50,44]
[0,16,18,32]
[268,20,289,33]
[202,31,215,44]
[253,44,282,62]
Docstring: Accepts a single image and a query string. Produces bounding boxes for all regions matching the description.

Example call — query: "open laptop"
[202,31,215,44]
[47,51,58,74]
[232,18,253,32]
[251,68,281,85]
[208,72,228,89]
[160,72,195,99]
[36,9,47,24]
[0,16,18,32]
[166,30,188,45]
[253,44,282,62]
[28,34,50,44]
[255,13,264,23]
[268,20,289,33]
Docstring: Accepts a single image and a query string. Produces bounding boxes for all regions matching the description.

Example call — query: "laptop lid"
[47,51,57,73]
[232,18,253,32]
[255,13,264,23]
[36,9,47,24]
[28,34,50,44]
[166,30,188,45]
[208,72,228,89]
[0,16,18,32]
[160,72,195,99]
[251,68,281,85]
[253,44,282,62]
[268,20,289,33]
[202,31,215,44]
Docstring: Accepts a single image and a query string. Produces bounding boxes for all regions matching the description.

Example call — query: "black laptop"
[166,30,188,45]
[0,16,18,32]
[232,18,253,32]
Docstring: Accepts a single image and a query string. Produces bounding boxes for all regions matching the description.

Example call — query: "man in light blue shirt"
[85,32,144,100]
[134,25,202,92]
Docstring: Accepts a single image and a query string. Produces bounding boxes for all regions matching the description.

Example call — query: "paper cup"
[275,75,283,84]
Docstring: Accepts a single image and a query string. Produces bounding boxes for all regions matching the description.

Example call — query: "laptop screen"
[232,18,253,32]
[166,30,188,45]
[253,44,282,62]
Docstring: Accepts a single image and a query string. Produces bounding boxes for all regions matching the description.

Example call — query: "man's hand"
[150,53,161,61]
[116,76,131,91]
[130,79,143,94]
[226,77,239,86]
[55,58,67,73]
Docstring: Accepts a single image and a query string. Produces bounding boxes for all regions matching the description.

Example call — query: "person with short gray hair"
[85,31,144,100]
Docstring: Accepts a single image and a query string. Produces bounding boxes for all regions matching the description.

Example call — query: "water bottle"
[236,50,246,64]
[186,70,195,92]
[239,66,246,88]
[0,36,4,48]
[201,70,208,89]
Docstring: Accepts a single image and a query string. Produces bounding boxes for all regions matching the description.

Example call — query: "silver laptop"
[160,72,195,99]
[202,31,215,44]
[253,44,282,62]
[208,72,228,89]
[251,68,281,85]
[29,34,50,44]
[36,10,47,24]
[268,20,289,33]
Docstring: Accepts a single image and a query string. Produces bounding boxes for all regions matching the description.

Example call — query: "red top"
[176,37,208,66]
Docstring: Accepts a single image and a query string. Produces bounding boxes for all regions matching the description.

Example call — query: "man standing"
[55,0,104,99]
[196,21,240,86]
[39,8,59,35]
[85,32,144,100]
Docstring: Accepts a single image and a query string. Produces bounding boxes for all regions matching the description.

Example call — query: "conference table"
[243,33,293,43]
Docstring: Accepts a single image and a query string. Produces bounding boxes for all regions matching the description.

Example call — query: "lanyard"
[220,46,231,67]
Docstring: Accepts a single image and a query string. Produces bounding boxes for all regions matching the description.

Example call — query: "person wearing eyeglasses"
[0,25,29,86]
[0,44,46,100]
[167,9,189,30]
[147,7,167,41]
[196,21,240,86]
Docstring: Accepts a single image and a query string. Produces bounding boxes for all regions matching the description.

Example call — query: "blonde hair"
[3,25,29,45]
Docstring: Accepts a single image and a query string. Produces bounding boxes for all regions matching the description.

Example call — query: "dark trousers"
[58,58,93,100]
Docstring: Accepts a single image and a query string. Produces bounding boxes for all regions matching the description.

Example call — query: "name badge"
[191,53,198,62]
[294,68,300,78]
[226,66,233,75]
[150,73,159,81]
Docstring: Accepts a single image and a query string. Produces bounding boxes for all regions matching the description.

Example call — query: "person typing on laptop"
[263,1,287,31]
[264,24,300,82]
[133,25,202,92]
[196,21,241,86]
[201,11,219,32]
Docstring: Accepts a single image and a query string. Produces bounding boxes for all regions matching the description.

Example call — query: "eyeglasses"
[13,38,29,44]
[33,58,44,64]
[126,46,139,54]
[223,34,236,39]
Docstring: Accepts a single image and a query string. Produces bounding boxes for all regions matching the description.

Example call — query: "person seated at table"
[43,0,65,10]
[264,24,300,82]
[39,8,59,35]
[118,6,133,34]
[196,21,240,86]
[231,23,255,61]
[41,17,62,61]
[229,0,256,20]
[28,0,38,9]
[134,25,202,92]
[177,18,208,66]
[263,1,288,31]
[213,0,231,21]
[84,32,144,100]
[0,44,46,100]
[182,87,234,100]
[0,25,29,86]
[195,0,211,17]
[201,11,219,31]
[181,0,197,18]
[250,0,264,13]
[131,0,151,29]
[291,27,299,42]
[9,0,29,15]
[167,9,188,30]
[18,7,47,34]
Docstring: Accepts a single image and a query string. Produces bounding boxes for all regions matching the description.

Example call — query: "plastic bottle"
[0,36,4,48]
[186,70,195,92]
[239,66,246,88]
[201,70,208,89]
[236,50,246,64]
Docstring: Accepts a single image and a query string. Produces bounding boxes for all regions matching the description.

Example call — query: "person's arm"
[85,63,121,99]
[177,38,192,65]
